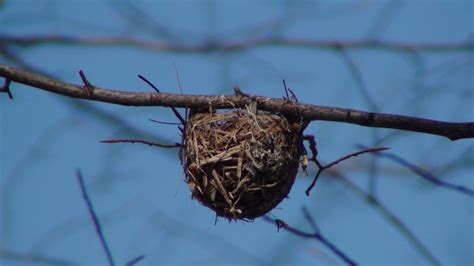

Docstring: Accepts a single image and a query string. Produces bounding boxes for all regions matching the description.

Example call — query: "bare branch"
[125,255,145,266]
[76,170,115,266]
[100,139,180,148]
[305,145,389,195]
[0,248,75,266]
[78,70,93,96]
[1,34,473,53]
[0,78,13,99]
[264,207,357,266]
[333,172,440,266]
[1,63,473,140]
[360,147,474,197]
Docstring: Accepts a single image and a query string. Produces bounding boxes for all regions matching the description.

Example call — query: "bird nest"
[184,107,304,220]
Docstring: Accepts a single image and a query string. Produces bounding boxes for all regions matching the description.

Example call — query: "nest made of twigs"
[184,107,304,220]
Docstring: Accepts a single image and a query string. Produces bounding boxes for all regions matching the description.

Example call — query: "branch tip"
[0,78,13,99]
[233,85,249,97]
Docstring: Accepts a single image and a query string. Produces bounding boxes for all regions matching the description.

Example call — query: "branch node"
[275,219,288,232]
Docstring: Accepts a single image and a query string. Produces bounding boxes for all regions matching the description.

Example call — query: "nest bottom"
[184,109,302,220]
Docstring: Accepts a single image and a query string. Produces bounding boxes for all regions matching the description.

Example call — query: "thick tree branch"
[1,63,473,140]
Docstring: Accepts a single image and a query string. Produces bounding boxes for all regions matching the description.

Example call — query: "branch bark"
[1,63,473,141]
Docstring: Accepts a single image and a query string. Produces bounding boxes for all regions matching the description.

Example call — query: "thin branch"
[100,139,180,148]
[0,249,75,266]
[264,207,357,266]
[76,170,115,266]
[1,34,473,53]
[359,147,474,197]
[0,78,13,99]
[332,172,440,266]
[78,70,93,96]
[137,74,186,126]
[1,63,473,140]
[125,255,145,266]
[337,48,378,111]
[305,146,389,195]
[148,118,181,125]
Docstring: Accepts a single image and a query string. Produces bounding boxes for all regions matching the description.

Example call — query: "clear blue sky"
[1,1,473,265]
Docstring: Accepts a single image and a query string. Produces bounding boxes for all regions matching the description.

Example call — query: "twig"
[125,255,145,266]
[148,118,181,125]
[359,146,474,197]
[282,79,298,103]
[137,74,186,126]
[0,78,13,99]
[333,172,440,266]
[0,248,75,266]
[264,207,357,266]
[1,34,473,53]
[76,170,115,266]
[305,145,389,195]
[1,64,473,140]
[100,139,180,148]
[78,70,93,96]
[173,62,188,122]
[337,48,378,111]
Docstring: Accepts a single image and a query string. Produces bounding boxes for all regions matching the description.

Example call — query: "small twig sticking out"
[137,74,186,163]
[78,70,93,96]
[233,85,250,97]
[173,62,184,95]
[358,145,474,197]
[264,207,357,266]
[172,63,189,165]
[125,255,146,266]
[137,74,186,126]
[76,170,115,266]
[100,139,180,148]
[173,62,188,120]
[148,118,182,126]
[0,78,13,99]
[303,135,388,195]
[282,79,298,103]
[283,80,290,99]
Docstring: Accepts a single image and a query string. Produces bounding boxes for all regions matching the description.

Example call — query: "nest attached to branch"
[184,106,304,220]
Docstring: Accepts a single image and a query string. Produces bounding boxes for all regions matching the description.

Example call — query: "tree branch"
[1,63,473,140]
[1,34,473,53]
[264,207,357,266]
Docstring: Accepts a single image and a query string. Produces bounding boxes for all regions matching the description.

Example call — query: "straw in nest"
[184,107,304,220]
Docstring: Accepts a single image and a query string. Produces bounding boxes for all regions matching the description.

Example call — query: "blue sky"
[1,1,473,265]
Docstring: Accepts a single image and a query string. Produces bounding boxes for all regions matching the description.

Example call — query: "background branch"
[1,34,473,53]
